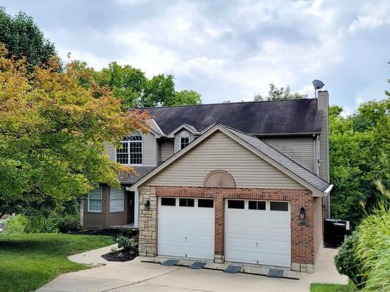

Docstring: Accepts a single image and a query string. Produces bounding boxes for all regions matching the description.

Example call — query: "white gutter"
[324,184,334,196]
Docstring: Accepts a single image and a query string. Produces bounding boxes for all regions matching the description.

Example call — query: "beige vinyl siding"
[143,133,158,166]
[104,143,116,161]
[104,134,157,166]
[160,141,174,162]
[147,132,303,189]
[261,137,315,172]
[174,130,195,153]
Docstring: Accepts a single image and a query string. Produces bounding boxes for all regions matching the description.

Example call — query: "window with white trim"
[88,187,102,212]
[180,131,190,149]
[116,131,142,165]
[110,187,124,212]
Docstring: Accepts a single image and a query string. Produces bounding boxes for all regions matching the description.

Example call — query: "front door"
[127,191,135,224]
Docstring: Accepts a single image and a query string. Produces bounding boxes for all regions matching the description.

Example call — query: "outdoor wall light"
[299,207,306,220]
[297,207,310,227]
[144,200,150,209]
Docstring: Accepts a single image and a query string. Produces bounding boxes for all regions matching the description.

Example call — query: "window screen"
[116,132,142,165]
[180,137,190,149]
[88,187,102,212]
[110,187,124,212]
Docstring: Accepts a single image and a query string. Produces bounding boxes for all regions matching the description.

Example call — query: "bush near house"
[335,181,390,291]
[335,232,365,288]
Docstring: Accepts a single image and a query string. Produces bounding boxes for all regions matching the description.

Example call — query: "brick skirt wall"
[139,185,318,270]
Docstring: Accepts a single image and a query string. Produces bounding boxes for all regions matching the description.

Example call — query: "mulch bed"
[101,250,138,262]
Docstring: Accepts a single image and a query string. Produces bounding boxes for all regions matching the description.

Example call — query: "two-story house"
[81,91,332,272]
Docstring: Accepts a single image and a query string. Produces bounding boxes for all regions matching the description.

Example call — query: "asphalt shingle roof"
[119,166,156,184]
[141,98,322,135]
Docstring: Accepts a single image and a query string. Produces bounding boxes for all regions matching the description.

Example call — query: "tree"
[0,45,149,217]
[329,98,390,225]
[254,83,307,101]
[174,90,202,106]
[142,74,176,107]
[0,8,57,68]
[98,62,147,108]
[94,62,202,107]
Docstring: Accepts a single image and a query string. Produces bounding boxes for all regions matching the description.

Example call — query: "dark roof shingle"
[141,99,322,135]
[119,166,156,184]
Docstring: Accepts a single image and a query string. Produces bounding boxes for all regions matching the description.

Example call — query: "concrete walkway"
[38,246,348,292]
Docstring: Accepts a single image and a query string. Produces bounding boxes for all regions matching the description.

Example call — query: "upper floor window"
[180,131,190,149]
[88,187,102,213]
[116,131,142,165]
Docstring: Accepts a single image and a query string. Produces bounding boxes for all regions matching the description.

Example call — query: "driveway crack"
[102,267,184,291]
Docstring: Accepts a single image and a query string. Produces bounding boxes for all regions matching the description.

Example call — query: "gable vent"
[204,170,236,188]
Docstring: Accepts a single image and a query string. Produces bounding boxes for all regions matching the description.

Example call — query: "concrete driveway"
[38,246,347,292]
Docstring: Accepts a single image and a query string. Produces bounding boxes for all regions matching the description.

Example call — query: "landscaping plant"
[335,181,390,291]
[334,231,365,288]
[355,181,390,291]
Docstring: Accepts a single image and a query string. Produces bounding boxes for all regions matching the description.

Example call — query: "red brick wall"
[155,186,316,265]
[313,196,323,261]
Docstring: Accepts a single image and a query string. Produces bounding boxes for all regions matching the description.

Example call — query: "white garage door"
[158,197,215,259]
[225,200,291,267]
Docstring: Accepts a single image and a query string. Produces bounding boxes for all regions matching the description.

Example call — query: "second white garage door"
[225,200,291,267]
[158,197,215,260]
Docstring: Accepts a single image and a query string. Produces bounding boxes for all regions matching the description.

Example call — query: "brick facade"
[139,185,320,272]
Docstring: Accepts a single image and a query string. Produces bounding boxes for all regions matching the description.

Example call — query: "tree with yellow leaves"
[0,44,149,217]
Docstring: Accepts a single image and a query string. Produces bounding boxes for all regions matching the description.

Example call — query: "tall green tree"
[329,98,390,225]
[98,62,147,107]
[0,8,57,68]
[142,73,176,107]
[0,45,149,217]
[94,62,202,107]
[174,90,202,106]
[254,83,307,101]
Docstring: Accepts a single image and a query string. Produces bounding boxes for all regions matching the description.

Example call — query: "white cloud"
[348,1,390,32]
[3,0,388,111]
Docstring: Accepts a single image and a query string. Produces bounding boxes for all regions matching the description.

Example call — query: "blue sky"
[2,0,389,114]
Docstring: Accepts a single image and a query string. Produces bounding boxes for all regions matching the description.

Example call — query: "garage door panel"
[225,200,291,267]
[158,198,214,260]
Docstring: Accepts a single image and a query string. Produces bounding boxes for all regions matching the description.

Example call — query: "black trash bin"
[324,219,350,247]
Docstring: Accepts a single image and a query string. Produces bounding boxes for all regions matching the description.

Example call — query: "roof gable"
[131,124,331,195]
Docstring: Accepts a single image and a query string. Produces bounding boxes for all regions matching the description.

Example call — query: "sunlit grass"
[311,280,358,292]
[0,233,114,292]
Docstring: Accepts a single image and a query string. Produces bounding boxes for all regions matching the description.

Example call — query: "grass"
[311,280,358,292]
[0,233,114,292]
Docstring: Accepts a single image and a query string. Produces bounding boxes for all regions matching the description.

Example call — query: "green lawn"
[0,233,114,292]
[311,281,358,292]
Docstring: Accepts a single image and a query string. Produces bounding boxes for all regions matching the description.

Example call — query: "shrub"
[58,214,81,233]
[355,211,390,291]
[116,235,138,254]
[24,211,80,234]
[2,214,29,235]
[25,214,60,233]
[335,231,365,288]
